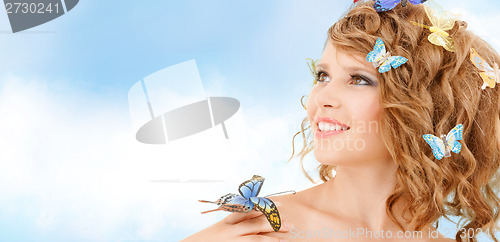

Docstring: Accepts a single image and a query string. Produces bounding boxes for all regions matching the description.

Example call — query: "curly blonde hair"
[289,1,500,241]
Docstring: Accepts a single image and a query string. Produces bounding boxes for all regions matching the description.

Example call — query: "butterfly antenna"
[410,21,430,30]
[198,199,217,204]
[200,207,224,214]
[264,190,296,198]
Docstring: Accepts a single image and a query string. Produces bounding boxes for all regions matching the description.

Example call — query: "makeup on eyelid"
[315,70,377,86]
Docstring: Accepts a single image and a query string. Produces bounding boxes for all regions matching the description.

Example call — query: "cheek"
[351,94,381,124]
[305,90,318,123]
[348,93,383,145]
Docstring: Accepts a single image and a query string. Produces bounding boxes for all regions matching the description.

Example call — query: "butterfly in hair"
[306,58,319,84]
[373,0,427,12]
[410,1,461,52]
[366,38,408,73]
[422,124,463,160]
[198,175,295,232]
[470,48,500,89]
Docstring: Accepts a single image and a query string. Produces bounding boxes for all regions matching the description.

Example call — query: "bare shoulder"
[267,181,323,209]
[266,182,326,227]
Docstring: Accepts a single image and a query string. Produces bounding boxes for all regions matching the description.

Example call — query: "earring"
[301,95,308,110]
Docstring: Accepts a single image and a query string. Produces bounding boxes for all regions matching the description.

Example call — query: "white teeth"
[319,122,326,131]
[318,122,349,132]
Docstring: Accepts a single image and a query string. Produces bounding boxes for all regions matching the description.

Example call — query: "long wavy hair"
[289,1,500,241]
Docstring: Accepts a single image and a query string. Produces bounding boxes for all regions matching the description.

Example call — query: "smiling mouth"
[314,119,351,138]
[317,122,350,132]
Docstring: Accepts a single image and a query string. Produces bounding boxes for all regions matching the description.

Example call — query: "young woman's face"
[306,42,392,166]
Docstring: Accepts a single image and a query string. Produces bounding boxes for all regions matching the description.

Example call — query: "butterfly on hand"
[470,48,500,90]
[199,175,294,232]
[410,1,461,52]
[423,124,463,160]
[373,0,427,12]
[367,38,408,73]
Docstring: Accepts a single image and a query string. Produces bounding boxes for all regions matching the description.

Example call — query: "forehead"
[318,42,378,76]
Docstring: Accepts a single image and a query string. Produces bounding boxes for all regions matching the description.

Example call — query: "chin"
[313,149,353,166]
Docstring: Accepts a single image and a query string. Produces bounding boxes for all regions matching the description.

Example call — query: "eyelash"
[315,70,374,86]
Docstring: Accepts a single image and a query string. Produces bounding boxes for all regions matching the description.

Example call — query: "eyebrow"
[316,63,328,70]
[344,65,374,73]
[317,62,378,80]
[345,66,379,80]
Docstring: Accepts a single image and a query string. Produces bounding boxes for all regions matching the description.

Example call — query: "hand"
[181,202,292,242]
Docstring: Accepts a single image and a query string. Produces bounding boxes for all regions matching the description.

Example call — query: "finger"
[224,201,281,225]
[223,209,262,225]
[257,231,292,242]
[238,234,288,242]
[237,214,292,235]
[259,221,294,233]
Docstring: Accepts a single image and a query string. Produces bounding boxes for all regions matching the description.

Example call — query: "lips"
[315,116,350,138]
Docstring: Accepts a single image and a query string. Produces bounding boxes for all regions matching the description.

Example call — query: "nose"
[313,81,342,110]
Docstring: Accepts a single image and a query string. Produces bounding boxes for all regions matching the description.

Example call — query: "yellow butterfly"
[470,48,500,89]
[410,1,461,52]
[302,58,319,110]
[306,58,319,84]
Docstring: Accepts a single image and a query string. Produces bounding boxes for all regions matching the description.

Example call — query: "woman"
[183,1,500,241]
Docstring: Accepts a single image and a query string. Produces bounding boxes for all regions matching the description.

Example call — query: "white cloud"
[0,74,314,241]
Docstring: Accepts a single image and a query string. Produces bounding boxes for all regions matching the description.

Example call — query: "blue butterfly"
[423,124,463,160]
[373,0,427,12]
[367,38,408,73]
[199,175,290,232]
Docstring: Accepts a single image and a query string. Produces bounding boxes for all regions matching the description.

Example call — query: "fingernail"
[283,222,293,229]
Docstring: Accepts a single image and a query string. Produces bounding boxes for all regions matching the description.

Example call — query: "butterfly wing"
[423,134,446,160]
[238,175,264,199]
[445,124,463,154]
[423,2,440,27]
[480,72,497,89]
[367,38,387,64]
[470,48,497,88]
[373,0,401,12]
[470,48,494,72]
[408,0,427,4]
[250,197,281,232]
[428,32,455,52]
[221,194,254,213]
[378,59,392,73]
[437,11,461,31]
[388,56,408,69]
[377,56,407,73]
[424,1,460,31]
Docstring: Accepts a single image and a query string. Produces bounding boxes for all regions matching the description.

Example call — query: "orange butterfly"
[470,48,500,89]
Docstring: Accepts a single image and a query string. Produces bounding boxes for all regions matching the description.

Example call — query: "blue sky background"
[0,0,499,241]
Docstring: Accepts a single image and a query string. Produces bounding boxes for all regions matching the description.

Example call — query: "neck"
[318,159,409,231]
